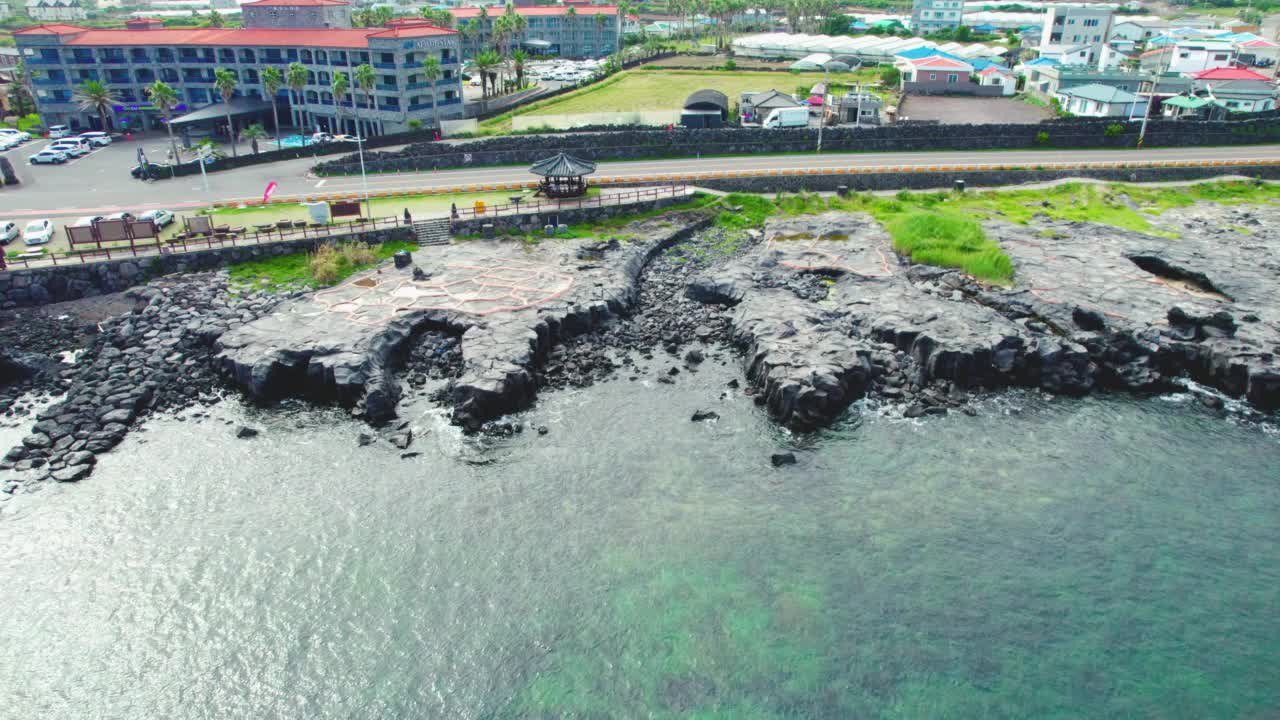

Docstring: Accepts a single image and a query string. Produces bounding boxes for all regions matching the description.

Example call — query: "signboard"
[112,103,188,113]
[97,219,130,243]
[330,201,362,218]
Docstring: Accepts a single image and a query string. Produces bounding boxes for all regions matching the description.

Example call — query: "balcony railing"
[27,56,62,65]
[407,102,434,111]
[70,56,96,64]
[406,82,430,90]
[438,97,462,106]
[375,83,397,92]
[377,105,399,112]
[372,62,396,69]
[436,78,457,88]
[34,77,64,86]
[99,57,128,65]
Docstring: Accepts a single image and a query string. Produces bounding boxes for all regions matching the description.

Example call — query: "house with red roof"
[1191,66,1278,113]
[448,5,620,59]
[13,0,464,136]
[896,55,1003,96]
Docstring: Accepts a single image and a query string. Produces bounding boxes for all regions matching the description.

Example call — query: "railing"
[373,62,397,70]
[375,83,398,92]
[438,97,462,106]
[34,78,64,86]
[406,82,430,90]
[454,185,690,221]
[2,216,406,272]
[408,102,434,111]
[436,79,457,88]
[27,56,62,65]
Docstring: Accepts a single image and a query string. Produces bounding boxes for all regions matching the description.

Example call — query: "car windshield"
[25,222,44,232]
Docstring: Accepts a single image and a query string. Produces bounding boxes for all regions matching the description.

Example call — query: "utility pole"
[816,62,829,153]
[1136,79,1153,149]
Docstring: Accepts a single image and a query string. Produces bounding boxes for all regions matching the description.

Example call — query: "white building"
[27,0,87,21]
[976,64,1016,95]
[1040,5,1112,49]
[911,0,963,35]
[1055,82,1147,116]
[1139,39,1236,75]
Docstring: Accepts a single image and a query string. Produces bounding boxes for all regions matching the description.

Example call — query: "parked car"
[72,215,104,227]
[49,139,89,158]
[0,221,17,245]
[48,124,71,139]
[138,209,174,228]
[106,211,136,222]
[0,136,20,151]
[78,131,112,147]
[0,128,32,143]
[29,148,68,164]
[764,107,811,129]
[311,132,334,144]
[333,134,363,143]
[23,219,54,246]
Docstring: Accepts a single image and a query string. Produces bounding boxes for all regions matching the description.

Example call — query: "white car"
[138,209,174,228]
[0,221,17,245]
[23,219,54,246]
[78,131,112,147]
[0,136,20,151]
[48,124,70,139]
[333,134,363,143]
[48,140,88,158]
[106,211,136,222]
[72,215,104,227]
[0,128,31,143]
[29,148,68,164]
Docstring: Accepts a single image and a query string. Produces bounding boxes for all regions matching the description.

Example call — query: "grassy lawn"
[482,67,880,133]
[207,188,601,226]
[227,239,417,292]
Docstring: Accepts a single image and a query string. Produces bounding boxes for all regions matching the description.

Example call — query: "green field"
[484,67,882,132]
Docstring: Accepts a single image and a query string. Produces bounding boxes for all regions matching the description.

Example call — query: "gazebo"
[530,153,596,198]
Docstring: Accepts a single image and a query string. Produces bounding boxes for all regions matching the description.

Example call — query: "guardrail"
[2,216,405,272]
[452,184,690,220]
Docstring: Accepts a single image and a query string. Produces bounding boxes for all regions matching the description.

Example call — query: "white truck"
[763,106,810,129]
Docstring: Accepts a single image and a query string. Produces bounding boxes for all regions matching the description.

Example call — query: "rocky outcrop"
[688,208,1280,429]
[217,211,715,430]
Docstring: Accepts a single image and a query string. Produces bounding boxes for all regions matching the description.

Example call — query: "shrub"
[1104,123,1125,137]
[723,58,737,71]
[878,66,901,86]
[1035,131,1050,145]
[885,211,1014,283]
[407,119,422,130]
[309,242,377,285]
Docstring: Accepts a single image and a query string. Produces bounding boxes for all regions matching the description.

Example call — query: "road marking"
[315,179,327,188]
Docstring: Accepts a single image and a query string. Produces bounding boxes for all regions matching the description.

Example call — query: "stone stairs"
[413,218,451,247]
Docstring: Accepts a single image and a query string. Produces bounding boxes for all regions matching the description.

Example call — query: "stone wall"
[0,226,413,309]
[449,195,689,236]
[314,115,1280,175]
[691,163,1280,194]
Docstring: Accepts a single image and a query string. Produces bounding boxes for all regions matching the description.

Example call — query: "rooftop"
[1193,66,1274,82]
[13,22,454,49]
[241,0,349,6]
[450,5,618,18]
[1060,82,1141,104]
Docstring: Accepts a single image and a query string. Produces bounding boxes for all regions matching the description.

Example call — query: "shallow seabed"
[1,361,1277,720]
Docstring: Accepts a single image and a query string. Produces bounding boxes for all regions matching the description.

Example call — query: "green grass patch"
[227,239,416,292]
[884,212,1014,283]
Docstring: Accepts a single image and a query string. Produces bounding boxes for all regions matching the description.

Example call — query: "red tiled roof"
[12,23,88,35]
[242,0,348,6]
[908,55,973,70]
[1193,66,1272,81]
[38,25,451,49]
[449,5,618,18]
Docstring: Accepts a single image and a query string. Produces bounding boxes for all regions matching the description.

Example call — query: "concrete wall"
[0,227,413,309]
[314,115,1280,176]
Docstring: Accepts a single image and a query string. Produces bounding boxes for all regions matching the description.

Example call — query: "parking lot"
[896,96,1053,124]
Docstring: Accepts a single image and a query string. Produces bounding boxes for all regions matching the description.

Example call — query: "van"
[49,139,88,157]
[763,107,810,129]
[48,125,71,139]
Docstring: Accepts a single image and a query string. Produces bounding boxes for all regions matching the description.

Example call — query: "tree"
[331,71,350,135]
[420,7,453,28]
[286,61,308,137]
[261,66,284,144]
[213,67,239,157]
[354,62,376,138]
[204,9,224,27]
[145,80,181,168]
[12,62,39,124]
[472,49,501,99]
[240,122,267,154]
[373,5,393,26]
[72,79,118,132]
[421,55,442,87]
[593,12,606,54]
[616,0,632,52]
[510,49,527,88]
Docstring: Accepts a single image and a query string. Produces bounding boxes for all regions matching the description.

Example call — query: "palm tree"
[240,123,267,154]
[421,55,442,86]
[509,49,527,89]
[373,5,393,26]
[593,13,606,54]
[261,66,284,144]
[616,0,632,52]
[145,80,181,168]
[73,80,118,132]
[353,63,376,139]
[331,71,349,135]
[286,61,307,135]
[213,67,239,157]
[472,49,500,100]
[12,61,38,120]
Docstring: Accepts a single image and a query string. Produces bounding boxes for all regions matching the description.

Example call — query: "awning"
[523,39,553,49]
[169,97,273,128]
[1164,95,1211,109]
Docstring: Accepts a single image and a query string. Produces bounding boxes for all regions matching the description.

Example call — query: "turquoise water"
[273,134,309,149]
[1,362,1278,719]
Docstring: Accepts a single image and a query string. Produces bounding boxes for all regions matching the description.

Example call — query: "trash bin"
[954,179,965,193]
[393,250,412,269]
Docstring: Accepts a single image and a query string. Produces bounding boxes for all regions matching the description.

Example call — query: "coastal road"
[5,143,1280,217]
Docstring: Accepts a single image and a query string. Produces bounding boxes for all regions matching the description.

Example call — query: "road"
[5,142,1280,217]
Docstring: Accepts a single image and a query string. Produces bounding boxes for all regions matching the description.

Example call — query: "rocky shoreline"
[3,197,1278,492]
